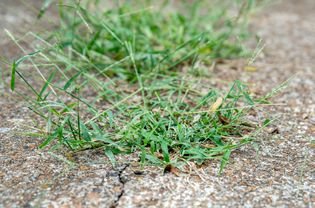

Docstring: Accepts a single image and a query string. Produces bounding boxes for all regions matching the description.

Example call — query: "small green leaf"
[146,155,162,165]
[11,61,16,91]
[38,69,57,101]
[39,127,62,149]
[10,50,41,91]
[219,149,231,175]
[263,118,271,126]
[161,142,170,163]
[64,72,81,90]
[105,149,116,166]
[80,122,91,141]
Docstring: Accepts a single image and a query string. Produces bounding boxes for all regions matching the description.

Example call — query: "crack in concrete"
[110,163,130,208]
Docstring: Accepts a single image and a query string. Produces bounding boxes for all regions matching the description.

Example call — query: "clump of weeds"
[8,0,274,173]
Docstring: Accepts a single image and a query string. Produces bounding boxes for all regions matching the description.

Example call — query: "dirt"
[0,0,314,207]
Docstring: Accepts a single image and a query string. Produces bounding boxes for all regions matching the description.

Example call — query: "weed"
[9,0,271,172]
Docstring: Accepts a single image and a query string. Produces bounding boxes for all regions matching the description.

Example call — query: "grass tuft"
[9,0,272,171]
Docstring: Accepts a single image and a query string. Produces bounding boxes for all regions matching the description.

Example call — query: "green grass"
[9,0,271,173]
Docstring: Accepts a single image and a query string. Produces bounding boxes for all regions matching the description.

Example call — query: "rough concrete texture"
[0,0,314,207]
